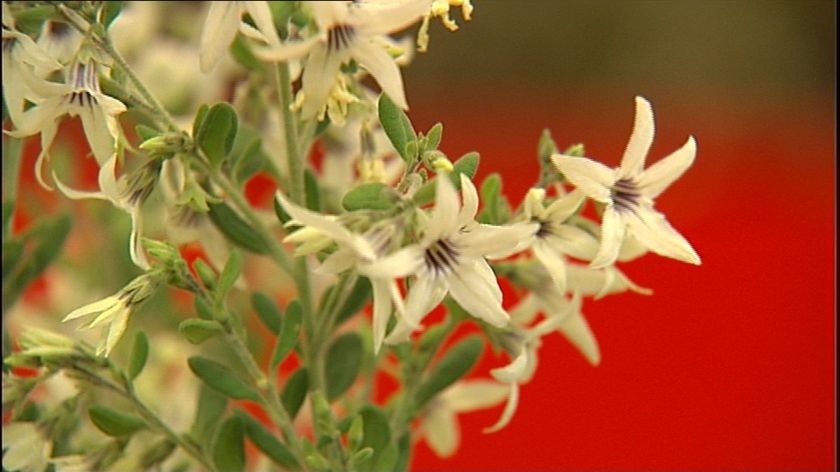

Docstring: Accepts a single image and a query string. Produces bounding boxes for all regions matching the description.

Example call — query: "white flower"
[486,290,597,433]
[255,0,429,118]
[62,273,158,357]
[552,96,701,268]
[520,188,599,291]
[276,192,409,354]
[419,379,508,457]
[2,5,62,129]
[366,175,537,344]
[35,20,83,67]
[417,0,473,52]
[8,60,126,189]
[1,422,51,472]
[199,1,280,72]
[53,155,153,270]
[565,262,652,299]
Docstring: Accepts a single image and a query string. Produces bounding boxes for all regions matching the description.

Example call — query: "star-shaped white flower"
[255,0,429,118]
[276,191,409,354]
[520,188,599,291]
[8,60,126,189]
[366,175,537,344]
[552,96,701,268]
[53,155,152,270]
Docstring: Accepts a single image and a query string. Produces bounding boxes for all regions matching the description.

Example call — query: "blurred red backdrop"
[403,89,835,470]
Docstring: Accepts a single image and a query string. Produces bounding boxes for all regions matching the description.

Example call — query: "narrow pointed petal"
[523,188,547,220]
[423,407,459,458]
[252,35,321,62]
[483,383,519,433]
[318,248,357,274]
[359,0,430,35]
[551,155,615,203]
[97,154,121,200]
[371,279,393,354]
[63,296,120,322]
[638,136,697,198]
[446,267,509,327]
[544,189,585,222]
[557,295,601,365]
[276,192,354,244]
[548,225,600,261]
[34,121,59,190]
[244,1,281,46]
[300,44,346,118]
[360,245,424,278]
[533,240,567,291]
[385,276,444,344]
[471,259,502,303]
[509,293,541,325]
[352,38,408,109]
[458,222,537,258]
[99,308,130,357]
[78,103,117,165]
[445,380,510,412]
[128,208,150,270]
[199,2,241,72]
[491,350,529,383]
[619,96,655,177]
[458,174,479,224]
[53,171,109,201]
[590,207,626,268]
[627,207,701,265]
[425,175,460,241]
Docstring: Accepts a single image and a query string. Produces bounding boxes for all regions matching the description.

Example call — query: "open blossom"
[255,0,429,118]
[552,96,700,268]
[8,60,126,189]
[2,422,51,472]
[276,192,410,354]
[367,175,537,344]
[53,155,155,270]
[419,379,508,457]
[520,188,599,291]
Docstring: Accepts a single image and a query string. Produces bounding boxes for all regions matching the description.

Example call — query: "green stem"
[220,322,309,470]
[70,365,216,471]
[2,136,22,239]
[276,63,304,204]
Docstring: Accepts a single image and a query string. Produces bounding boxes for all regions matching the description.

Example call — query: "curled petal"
[619,96,655,178]
[482,383,519,434]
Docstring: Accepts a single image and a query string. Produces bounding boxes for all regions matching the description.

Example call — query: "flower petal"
[458,222,537,259]
[626,206,701,265]
[458,174,479,225]
[99,307,130,357]
[482,383,519,433]
[547,224,600,261]
[551,155,614,203]
[244,1,281,46]
[619,96,655,178]
[360,244,424,279]
[371,278,393,354]
[533,240,567,291]
[444,380,510,412]
[423,405,459,458]
[638,136,697,199]
[425,175,460,242]
[63,296,120,322]
[301,44,347,119]
[446,265,509,327]
[199,2,242,72]
[590,206,626,268]
[352,37,408,109]
[358,0,429,35]
[276,191,355,245]
[252,35,321,62]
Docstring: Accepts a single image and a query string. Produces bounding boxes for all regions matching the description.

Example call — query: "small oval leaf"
[271,300,302,370]
[251,292,282,335]
[281,368,309,420]
[378,94,416,161]
[414,335,484,407]
[127,331,149,380]
[197,103,239,166]
[213,416,245,472]
[89,405,146,437]
[178,319,224,345]
[207,202,269,254]
[325,332,363,401]
[341,183,398,211]
[239,412,300,469]
[188,356,261,401]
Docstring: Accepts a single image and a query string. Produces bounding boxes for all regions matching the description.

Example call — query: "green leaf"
[188,356,261,401]
[101,1,125,28]
[230,34,263,70]
[478,173,510,225]
[281,368,309,419]
[393,432,412,472]
[425,122,444,151]
[233,136,266,184]
[213,416,245,472]
[273,196,292,226]
[127,331,149,380]
[216,249,242,301]
[341,183,398,211]
[208,202,269,254]
[304,169,322,212]
[89,405,146,437]
[358,405,390,471]
[135,124,159,143]
[271,300,302,370]
[412,152,480,206]
[238,412,300,469]
[2,239,23,279]
[193,104,209,142]
[2,201,14,239]
[325,333,363,401]
[378,94,416,161]
[193,258,217,290]
[251,292,282,335]
[194,295,215,320]
[179,319,224,345]
[139,439,176,469]
[197,103,239,166]
[4,213,71,309]
[537,128,559,163]
[190,384,227,449]
[414,335,484,407]
[335,277,372,326]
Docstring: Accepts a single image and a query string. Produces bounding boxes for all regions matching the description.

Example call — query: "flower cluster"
[2,1,700,470]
